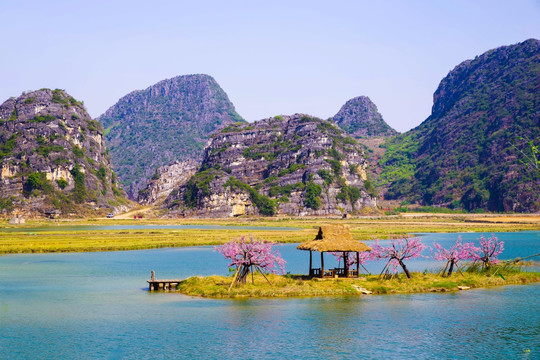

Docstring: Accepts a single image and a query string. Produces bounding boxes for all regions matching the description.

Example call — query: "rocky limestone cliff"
[98,74,244,198]
[138,160,198,205]
[333,96,397,138]
[380,39,540,212]
[163,114,377,217]
[0,89,129,216]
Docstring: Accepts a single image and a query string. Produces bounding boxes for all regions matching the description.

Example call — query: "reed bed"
[1,214,538,254]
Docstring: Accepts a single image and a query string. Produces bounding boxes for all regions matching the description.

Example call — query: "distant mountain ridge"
[379,38,540,212]
[98,74,244,198]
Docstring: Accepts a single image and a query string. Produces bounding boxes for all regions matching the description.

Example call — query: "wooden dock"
[147,279,183,291]
[147,270,183,291]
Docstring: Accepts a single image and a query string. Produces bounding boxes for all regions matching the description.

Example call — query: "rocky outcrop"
[380,39,540,212]
[0,89,129,216]
[333,96,397,138]
[138,160,199,205]
[98,74,244,198]
[164,114,377,217]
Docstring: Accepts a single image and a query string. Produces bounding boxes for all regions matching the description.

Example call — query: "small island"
[176,270,540,298]
[167,225,540,298]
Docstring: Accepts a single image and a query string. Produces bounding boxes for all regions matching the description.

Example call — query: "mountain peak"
[0,88,128,216]
[333,96,397,137]
[97,74,244,198]
[381,39,540,212]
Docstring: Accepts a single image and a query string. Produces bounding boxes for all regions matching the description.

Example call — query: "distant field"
[0,213,538,254]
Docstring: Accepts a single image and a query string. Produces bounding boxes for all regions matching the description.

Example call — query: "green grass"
[176,266,540,298]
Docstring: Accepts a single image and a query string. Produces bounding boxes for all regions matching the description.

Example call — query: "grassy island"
[176,266,540,298]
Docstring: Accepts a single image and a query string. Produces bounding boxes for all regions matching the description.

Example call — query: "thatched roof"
[296,224,371,252]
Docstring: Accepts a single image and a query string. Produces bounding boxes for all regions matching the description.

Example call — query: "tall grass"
[1,214,538,254]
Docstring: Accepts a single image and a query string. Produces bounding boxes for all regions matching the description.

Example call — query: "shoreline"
[1,214,539,254]
[175,270,540,299]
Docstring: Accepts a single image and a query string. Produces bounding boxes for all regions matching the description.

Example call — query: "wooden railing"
[311,268,359,278]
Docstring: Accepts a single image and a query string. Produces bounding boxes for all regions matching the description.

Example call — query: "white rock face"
[138,160,199,205]
[45,168,72,184]
[163,114,378,218]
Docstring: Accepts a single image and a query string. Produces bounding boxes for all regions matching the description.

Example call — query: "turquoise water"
[0,232,538,359]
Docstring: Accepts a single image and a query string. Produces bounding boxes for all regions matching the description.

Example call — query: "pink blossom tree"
[371,235,426,279]
[433,236,477,276]
[471,234,504,269]
[215,235,286,288]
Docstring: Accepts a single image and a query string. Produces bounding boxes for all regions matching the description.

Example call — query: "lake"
[0,231,538,359]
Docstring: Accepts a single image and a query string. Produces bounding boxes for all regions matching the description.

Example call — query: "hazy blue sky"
[1,0,539,132]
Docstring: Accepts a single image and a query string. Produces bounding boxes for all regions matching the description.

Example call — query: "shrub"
[9,109,17,121]
[0,197,14,212]
[336,185,362,208]
[23,172,53,196]
[51,89,69,106]
[363,180,377,197]
[328,147,344,160]
[36,141,64,157]
[325,159,342,175]
[0,134,17,160]
[278,163,305,177]
[317,169,333,186]
[56,178,68,189]
[70,164,86,203]
[184,170,218,208]
[224,177,277,215]
[96,166,107,194]
[30,115,56,123]
[87,120,103,132]
[96,166,107,182]
[268,182,304,197]
[304,181,322,210]
[72,146,84,158]
[314,149,325,158]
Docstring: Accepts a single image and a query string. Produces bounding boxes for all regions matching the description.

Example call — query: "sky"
[1,1,539,133]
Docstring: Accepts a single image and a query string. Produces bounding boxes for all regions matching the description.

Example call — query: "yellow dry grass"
[1,213,538,253]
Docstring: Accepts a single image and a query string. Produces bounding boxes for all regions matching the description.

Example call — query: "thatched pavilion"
[297,225,371,278]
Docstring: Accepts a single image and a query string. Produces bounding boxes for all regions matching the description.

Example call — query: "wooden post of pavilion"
[321,252,325,276]
[309,251,312,277]
[343,252,349,277]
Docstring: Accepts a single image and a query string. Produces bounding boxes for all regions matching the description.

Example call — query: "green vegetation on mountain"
[380,39,540,212]
[97,74,244,197]
[0,89,129,216]
[164,114,376,217]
